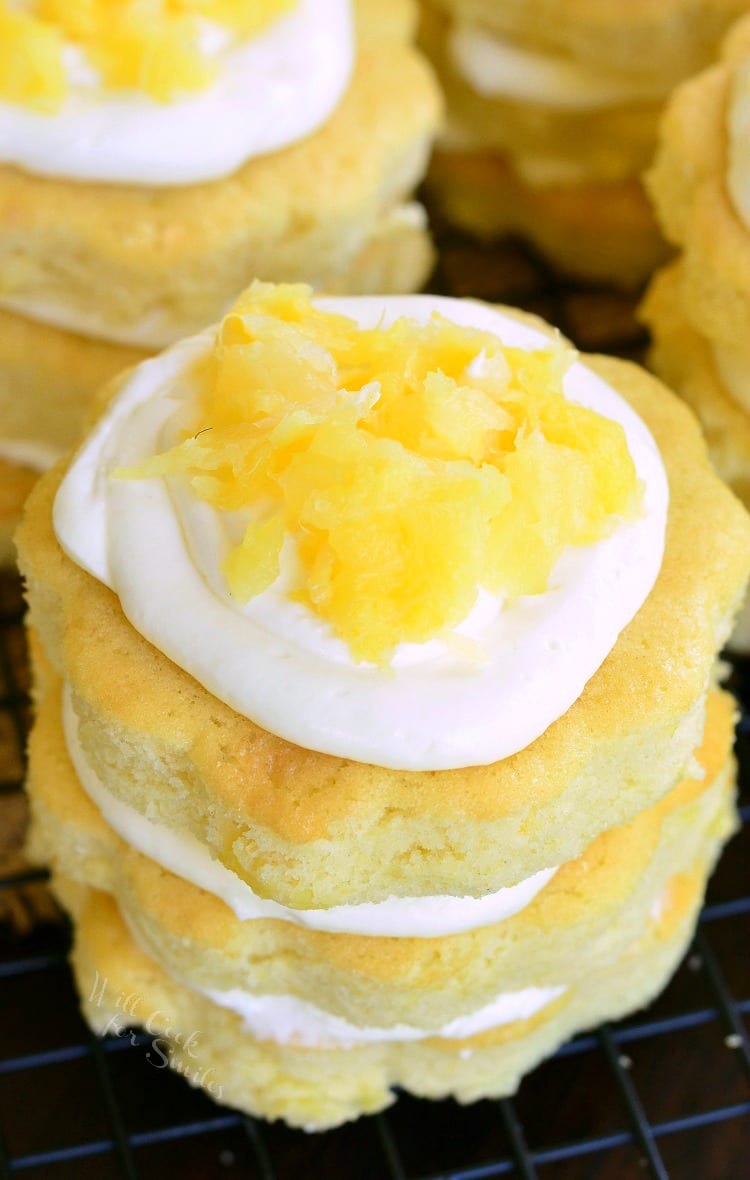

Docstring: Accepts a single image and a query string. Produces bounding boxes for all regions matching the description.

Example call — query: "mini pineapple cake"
[0,0,441,554]
[643,15,750,648]
[420,0,750,286]
[18,283,750,1128]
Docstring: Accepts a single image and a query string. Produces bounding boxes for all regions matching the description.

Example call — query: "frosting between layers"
[450,22,669,110]
[0,0,353,184]
[62,686,558,937]
[54,294,669,770]
[201,982,567,1047]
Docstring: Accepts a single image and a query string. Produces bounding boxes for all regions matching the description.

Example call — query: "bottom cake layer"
[51,788,733,1132]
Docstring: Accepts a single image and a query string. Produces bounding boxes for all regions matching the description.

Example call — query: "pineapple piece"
[0,6,66,113]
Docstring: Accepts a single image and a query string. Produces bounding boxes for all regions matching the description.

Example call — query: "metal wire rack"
[1,232,749,1179]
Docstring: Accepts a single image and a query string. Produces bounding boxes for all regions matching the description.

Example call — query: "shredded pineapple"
[0,0,295,110]
[122,283,642,664]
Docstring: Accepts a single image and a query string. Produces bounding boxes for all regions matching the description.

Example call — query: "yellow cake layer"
[0,0,441,346]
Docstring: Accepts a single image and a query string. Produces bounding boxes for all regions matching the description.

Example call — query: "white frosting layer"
[54,294,669,771]
[450,23,668,110]
[0,0,353,185]
[0,436,62,472]
[727,62,750,233]
[202,982,566,1048]
[62,686,558,937]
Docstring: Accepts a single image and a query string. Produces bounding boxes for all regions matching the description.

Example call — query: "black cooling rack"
[1,235,749,1179]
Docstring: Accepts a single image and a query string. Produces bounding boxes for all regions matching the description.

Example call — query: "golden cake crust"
[17,325,750,908]
[26,669,737,1029]
[0,0,441,342]
[645,15,750,350]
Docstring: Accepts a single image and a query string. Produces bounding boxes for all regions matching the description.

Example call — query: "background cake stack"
[420,0,750,287]
[17,282,750,1129]
[0,0,441,562]
[643,13,750,650]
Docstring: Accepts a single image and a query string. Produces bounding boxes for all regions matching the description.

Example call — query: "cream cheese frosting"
[201,982,566,1047]
[54,294,669,771]
[62,686,558,937]
[0,0,353,185]
[449,23,669,111]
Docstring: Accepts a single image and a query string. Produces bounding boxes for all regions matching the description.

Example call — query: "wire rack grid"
[0,234,749,1179]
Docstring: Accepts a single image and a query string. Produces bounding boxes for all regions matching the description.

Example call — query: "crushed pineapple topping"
[122,284,642,664]
[0,0,295,110]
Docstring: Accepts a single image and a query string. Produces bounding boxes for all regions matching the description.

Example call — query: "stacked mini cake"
[19,283,750,1129]
[642,14,750,649]
[420,0,750,286]
[0,0,441,561]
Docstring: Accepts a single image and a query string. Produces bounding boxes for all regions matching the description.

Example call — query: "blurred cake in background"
[0,0,441,559]
[643,14,750,649]
[421,0,750,286]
